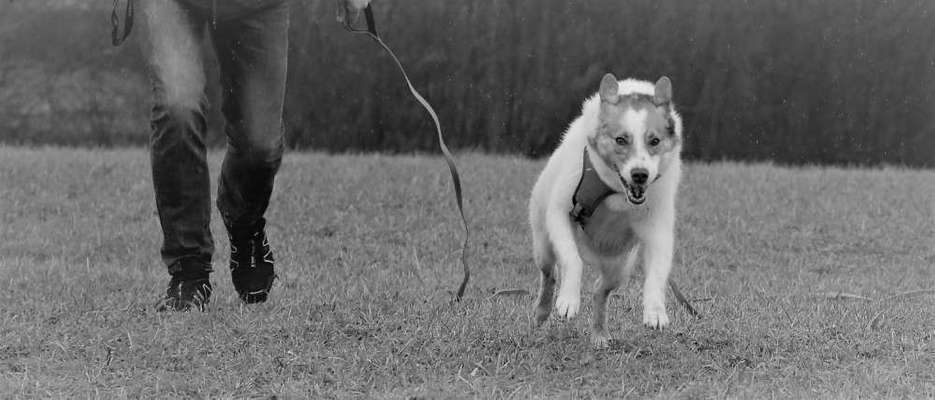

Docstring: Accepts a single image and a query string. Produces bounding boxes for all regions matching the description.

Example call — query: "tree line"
[1,0,933,166]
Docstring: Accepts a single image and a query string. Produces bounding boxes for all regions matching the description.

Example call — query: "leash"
[344,5,471,301]
[669,280,700,318]
[111,0,134,46]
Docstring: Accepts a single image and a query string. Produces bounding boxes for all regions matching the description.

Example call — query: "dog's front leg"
[639,219,674,329]
[545,205,585,320]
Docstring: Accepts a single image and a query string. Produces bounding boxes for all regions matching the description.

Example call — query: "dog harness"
[570,148,617,227]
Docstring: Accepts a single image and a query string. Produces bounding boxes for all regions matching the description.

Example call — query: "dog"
[528,73,683,347]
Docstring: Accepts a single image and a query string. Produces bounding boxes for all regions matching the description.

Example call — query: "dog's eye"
[615,136,629,146]
[649,137,661,146]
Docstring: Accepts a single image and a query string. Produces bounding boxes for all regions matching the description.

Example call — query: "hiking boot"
[228,220,276,304]
[157,272,212,312]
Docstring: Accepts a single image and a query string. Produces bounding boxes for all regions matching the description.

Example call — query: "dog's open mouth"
[619,178,647,205]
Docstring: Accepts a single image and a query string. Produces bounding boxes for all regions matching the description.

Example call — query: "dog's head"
[588,73,682,205]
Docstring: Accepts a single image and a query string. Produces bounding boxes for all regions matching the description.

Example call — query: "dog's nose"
[631,168,649,185]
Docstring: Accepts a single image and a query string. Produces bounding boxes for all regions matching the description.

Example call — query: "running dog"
[528,73,683,347]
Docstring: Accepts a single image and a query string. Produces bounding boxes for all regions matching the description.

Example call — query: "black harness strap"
[571,148,616,226]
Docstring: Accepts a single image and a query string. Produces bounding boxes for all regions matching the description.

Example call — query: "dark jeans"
[144,0,289,274]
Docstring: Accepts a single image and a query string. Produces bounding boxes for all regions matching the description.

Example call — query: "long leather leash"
[344,5,471,301]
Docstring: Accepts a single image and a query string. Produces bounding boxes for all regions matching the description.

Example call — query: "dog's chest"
[576,194,643,257]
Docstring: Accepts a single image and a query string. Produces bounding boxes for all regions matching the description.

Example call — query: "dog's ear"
[587,130,600,148]
[653,76,672,106]
[599,73,619,103]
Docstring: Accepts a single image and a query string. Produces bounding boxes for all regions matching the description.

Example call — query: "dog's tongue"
[631,186,645,199]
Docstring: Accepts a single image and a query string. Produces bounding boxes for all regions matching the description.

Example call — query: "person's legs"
[210,1,290,303]
[143,0,213,310]
[213,1,288,231]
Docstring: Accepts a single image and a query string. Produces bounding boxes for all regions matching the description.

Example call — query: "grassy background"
[0,146,933,398]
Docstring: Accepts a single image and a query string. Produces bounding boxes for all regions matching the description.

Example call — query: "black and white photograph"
[1,0,933,398]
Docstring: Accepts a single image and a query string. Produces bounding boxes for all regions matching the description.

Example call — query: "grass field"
[1,146,933,399]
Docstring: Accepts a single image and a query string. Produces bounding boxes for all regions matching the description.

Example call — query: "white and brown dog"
[528,73,683,347]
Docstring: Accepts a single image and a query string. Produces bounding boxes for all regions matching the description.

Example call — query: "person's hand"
[336,0,372,27]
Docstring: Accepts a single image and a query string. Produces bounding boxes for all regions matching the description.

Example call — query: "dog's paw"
[642,308,670,330]
[591,331,612,349]
[534,306,551,326]
[554,294,580,320]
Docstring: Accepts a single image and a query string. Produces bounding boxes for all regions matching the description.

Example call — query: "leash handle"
[346,5,471,301]
[111,0,134,46]
[364,5,377,36]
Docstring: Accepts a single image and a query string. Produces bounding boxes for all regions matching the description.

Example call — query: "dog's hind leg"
[590,246,638,348]
[532,228,556,326]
